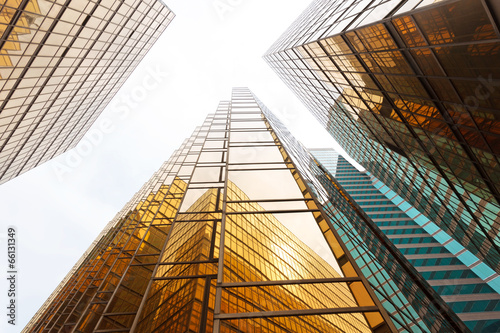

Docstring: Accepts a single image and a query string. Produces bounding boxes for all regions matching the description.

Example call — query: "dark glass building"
[23,88,468,332]
[264,0,500,276]
[312,148,500,332]
[0,0,174,184]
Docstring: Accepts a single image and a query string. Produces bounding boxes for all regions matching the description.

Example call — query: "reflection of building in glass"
[264,0,500,280]
[311,148,500,332]
[137,182,372,333]
[0,1,42,75]
[23,88,468,332]
[0,0,174,184]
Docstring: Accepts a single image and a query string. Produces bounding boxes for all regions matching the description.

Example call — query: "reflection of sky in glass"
[172,107,343,275]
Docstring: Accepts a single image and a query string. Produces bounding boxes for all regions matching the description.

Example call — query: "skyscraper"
[312,148,500,332]
[23,88,468,332]
[264,0,500,277]
[0,0,174,184]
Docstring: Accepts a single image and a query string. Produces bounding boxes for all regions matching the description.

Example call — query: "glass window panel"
[191,166,223,183]
[231,120,267,129]
[223,211,340,282]
[198,151,224,163]
[230,130,274,143]
[414,0,496,44]
[228,145,284,164]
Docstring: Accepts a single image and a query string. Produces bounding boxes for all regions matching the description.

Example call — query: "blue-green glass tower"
[311,148,500,332]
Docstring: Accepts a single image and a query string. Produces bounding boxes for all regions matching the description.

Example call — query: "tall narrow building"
[311,148,500,332]
[24,88,468,332]
[264,0,500,277]
[0,0,174,184]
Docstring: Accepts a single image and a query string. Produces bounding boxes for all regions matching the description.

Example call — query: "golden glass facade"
[136,182,373,333]
[23,88,472,332]
[24,88,404,333]
[264,0,500,278]
[24,88,473,332]
[0,0,174,184]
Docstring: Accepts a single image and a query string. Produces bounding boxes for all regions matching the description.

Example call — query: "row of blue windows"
[383,228,427,236]
[335,174,370,182]
[433,283,495,296]
[369,213,409,219]
[420,269,479,280]
[407,257,462,267]
[342,185,374,189]
[358,200,393,206]
[399,246,450,255]
[336,178,371,182]
[338,181,373,186]
[448,299,500,314]
[335,173,369,178]
[348,192,384,196]
[363,207,402,213]
[391,237,437,245]
[336,166,356,169]
[336,173,369,178]
[376,221,419,228]
[467,319,500,332]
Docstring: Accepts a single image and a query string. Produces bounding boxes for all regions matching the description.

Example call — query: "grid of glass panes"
[264,0,500,278]
[24,88,395,333]
[0,0,174,183]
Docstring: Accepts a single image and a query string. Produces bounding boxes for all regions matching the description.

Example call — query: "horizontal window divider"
[230,118,264,121]
[153,274,217,281]
[229,144,281,148]
[228,168,292,171]
[228,162,287,165]
[158,259,219,266]
[230,129,269,132]
[227,198,312,203]
[102,311,137,316]
[219,277,362,288]
[175,219,222,223]
[214,306,380,320]
[177,211,221,215]
[225,209,320,215]
[198,148,227,152]
[187,186,225,189]
[229,141,276,144]
[195,163,227,166]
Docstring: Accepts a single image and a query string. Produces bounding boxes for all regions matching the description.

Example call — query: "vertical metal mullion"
[91,182,174,331]
[213,103,232,333]
[49,219,131,332]
[129,124,211,333]
[68,215,142,332]
[256,93,399,332]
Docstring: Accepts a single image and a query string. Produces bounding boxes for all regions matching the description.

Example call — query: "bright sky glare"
[0,1,363,330]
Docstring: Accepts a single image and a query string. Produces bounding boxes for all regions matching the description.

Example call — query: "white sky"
[0,1,362,331]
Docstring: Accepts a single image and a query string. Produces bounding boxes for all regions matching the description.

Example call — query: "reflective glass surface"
[264,0,500,294]
[24,88,400,333]
[0,0,174,183]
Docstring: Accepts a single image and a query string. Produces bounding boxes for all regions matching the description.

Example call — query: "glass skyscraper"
[312,148,500,332]
[264,0,500,278]
[23,88,468,332]
[0,0,174,184]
